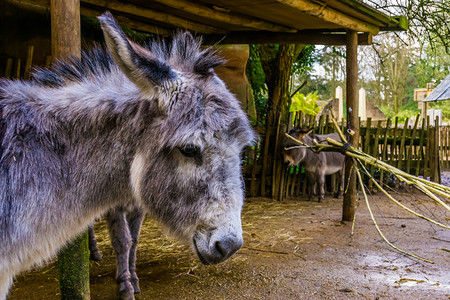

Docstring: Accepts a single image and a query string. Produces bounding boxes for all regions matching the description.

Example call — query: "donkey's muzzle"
[194,235,243,265]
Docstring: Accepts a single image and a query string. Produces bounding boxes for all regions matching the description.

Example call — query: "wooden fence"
[439,125,450,170]
[243,112,442,199]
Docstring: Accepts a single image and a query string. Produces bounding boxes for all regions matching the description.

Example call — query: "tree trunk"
[343,30,359,222]
[257,44,304,198]
[51,1,90,299]
[57,233,90,300]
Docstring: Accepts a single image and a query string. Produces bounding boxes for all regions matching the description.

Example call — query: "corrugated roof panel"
[424,75,450,102]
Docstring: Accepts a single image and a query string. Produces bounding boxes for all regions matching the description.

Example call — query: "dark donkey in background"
[282,127,345,202]
[0,12,255,299]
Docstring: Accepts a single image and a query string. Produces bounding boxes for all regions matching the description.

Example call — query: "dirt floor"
[8,189,450,300]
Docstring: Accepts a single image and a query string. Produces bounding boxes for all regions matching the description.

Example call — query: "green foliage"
[396,100,420,122]
[290,91,321,116]
[247,44,317,126]
[292,45,316,76]
[380,99,450,123]
[430,101,450,121]
[247,45,268,123]
[379,100,420,123]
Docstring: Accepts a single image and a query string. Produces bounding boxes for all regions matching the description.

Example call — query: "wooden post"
[51,1,89,299]
[23,45,34,80]
[51,0,81,58]
[342,29,359,222]
[336,86,344,120]
[379,118,390,186]
[432,116,441,183]
[5,58,13,78]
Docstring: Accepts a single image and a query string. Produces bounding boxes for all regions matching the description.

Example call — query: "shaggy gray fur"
[282,128,345,202]
[0,12,254,298]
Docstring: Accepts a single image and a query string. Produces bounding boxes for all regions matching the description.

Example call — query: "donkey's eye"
[178,145,201,158]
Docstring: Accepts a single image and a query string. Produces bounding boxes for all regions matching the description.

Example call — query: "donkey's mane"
[32,46,113,87]
[32,32,225,87]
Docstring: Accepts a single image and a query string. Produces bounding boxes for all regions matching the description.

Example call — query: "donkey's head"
[99,12,255,265]
[282,127,314,166]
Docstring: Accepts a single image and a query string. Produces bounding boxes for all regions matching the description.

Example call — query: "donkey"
[0,12,255,299]
[282,127,345,202]
[88,205,145,297]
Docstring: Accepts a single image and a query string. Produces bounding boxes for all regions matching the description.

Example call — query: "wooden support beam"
[23,45,34,80]
[343,29,359,222]
[203,31,372,45]
[51,0,81,59]
[5,58,13,78]
[81,6,172,36]
[277,0,380,34]
[81,0,227,34]
[151,0,296,33]
[51,0,90,299]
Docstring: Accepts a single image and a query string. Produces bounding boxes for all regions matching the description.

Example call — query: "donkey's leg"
[335,170,344,198]
[306,172,315,201]
[88,225,103,261]
[0,273,13,300]
[106,208,134,300]
[126,208,145,294]
[318,173,326,203]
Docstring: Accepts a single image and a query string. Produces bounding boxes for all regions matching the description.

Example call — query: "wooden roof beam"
[81,0,227,34]
[277,0,380,35]
[81,6,173,36]
[151,0,296,33]
[203,31,373,45]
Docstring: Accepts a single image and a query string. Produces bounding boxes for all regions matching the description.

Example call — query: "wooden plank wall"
[2,45,52,79]
[243,112,442,199]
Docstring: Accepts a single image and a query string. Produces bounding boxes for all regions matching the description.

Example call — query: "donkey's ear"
[98,12,176,91]
[295,128,314,139]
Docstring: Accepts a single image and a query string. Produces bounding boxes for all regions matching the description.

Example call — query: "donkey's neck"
[1,73,152,222]
[37,72,142,125]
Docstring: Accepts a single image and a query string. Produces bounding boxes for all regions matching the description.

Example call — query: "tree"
[376,34,411,113]
[363,0,450,53]
[247,44,315,197]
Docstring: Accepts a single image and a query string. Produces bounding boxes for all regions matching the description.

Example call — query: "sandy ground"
[8,188,450,299]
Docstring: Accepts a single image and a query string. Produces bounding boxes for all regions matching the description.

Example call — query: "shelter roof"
[424,75,450,102]
[8,0,407,45]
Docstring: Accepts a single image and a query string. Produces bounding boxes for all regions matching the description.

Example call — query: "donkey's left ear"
[295,128,314,139]
[98,12,176,91]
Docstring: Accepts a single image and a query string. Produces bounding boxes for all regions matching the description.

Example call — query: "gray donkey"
[282,127,345,202]
[88,205,145,298]
[0,12,255,299]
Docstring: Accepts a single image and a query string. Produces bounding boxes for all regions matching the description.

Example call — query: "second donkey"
[88,205,145,298]
[282,128,345,202]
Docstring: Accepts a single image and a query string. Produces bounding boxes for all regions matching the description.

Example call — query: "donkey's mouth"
[193,233,243,265]
[193,238,211,265]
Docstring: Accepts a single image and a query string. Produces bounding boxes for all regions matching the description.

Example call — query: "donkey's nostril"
[214,237,243,260]
[215,241,226,257]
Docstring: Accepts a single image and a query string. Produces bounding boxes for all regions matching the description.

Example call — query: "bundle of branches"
[285,112,450,263]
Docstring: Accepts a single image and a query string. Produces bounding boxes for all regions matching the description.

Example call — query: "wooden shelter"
[4,0,407,45]
[1,0,407,297]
